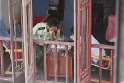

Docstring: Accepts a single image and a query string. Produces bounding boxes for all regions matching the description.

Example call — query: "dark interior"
[92,0,116,45]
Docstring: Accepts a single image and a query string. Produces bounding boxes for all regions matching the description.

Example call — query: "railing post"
[14,41,18,66]
[110,49,114,83]
[54,45,58,82]
[8,0,16,82]
[92,44,115,83]
[99,48,102,83]
[44,44,47,82]
[65,45,69,83]
[33,43,36,80]
[0,40,5,78]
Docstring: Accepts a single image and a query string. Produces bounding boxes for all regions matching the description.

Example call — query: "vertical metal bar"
[114,0,119,82]
[13,2,17,65]
[86,5,89,69]
[99,48,102,83]
[54,45,57,82]
[30,1,35,82]
[74,0,77,82]
[14,41,18,66]
[33,43,36,80]
[110,50,114,83]
[65,45,68,83]
[85,4,90,81]
[89,0,92,82]
[77,0,81,82]
[12,0,17,67]
[44,44,47,82]
[22,0,29,83]
[8,0,16,83]
[0,41,5,78]
[28,2,31,65]
[20,0,24,61]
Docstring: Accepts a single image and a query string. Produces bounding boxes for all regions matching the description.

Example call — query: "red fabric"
[103,60,109,67]
[106,15,116,40]
[16,52,22,59]
[8,42,11,49]
[33,16,44,26]
[8,42,22,59]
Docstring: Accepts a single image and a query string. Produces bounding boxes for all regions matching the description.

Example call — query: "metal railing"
[92,44,115,83]
[34,40,74,83]
[0,37,23,82]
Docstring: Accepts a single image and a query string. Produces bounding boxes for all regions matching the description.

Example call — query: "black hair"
[47,18,59,27]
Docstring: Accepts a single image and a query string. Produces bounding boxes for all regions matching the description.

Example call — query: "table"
[46,48,73,80]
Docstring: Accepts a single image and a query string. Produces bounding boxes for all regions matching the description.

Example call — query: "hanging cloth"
[106,15,116,42]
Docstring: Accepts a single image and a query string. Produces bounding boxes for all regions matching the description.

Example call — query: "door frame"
[22,0,35,83]
[22,0,92,83]
[74,0,77,83]
[76,0,92,83]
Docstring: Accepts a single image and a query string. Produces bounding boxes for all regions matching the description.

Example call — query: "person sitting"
[33,17,59,68]
[33,17,59,41]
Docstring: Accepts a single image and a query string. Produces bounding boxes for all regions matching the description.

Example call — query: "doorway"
[4,0,117,83]
[91,0,116,83]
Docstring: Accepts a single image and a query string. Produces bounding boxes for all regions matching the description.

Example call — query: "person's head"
[46,17,59,40]
[46,17,59,32]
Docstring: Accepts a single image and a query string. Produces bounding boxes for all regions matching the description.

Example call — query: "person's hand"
[49,30,54,41]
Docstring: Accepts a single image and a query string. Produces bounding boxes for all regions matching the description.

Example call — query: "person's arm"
[49,31,54,41]
[33,25,37,37]
[106,15,115,41]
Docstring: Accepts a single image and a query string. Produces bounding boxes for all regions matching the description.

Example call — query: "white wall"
[0,0,2,16]
[1,0,9,27]
[0,0,20,28]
